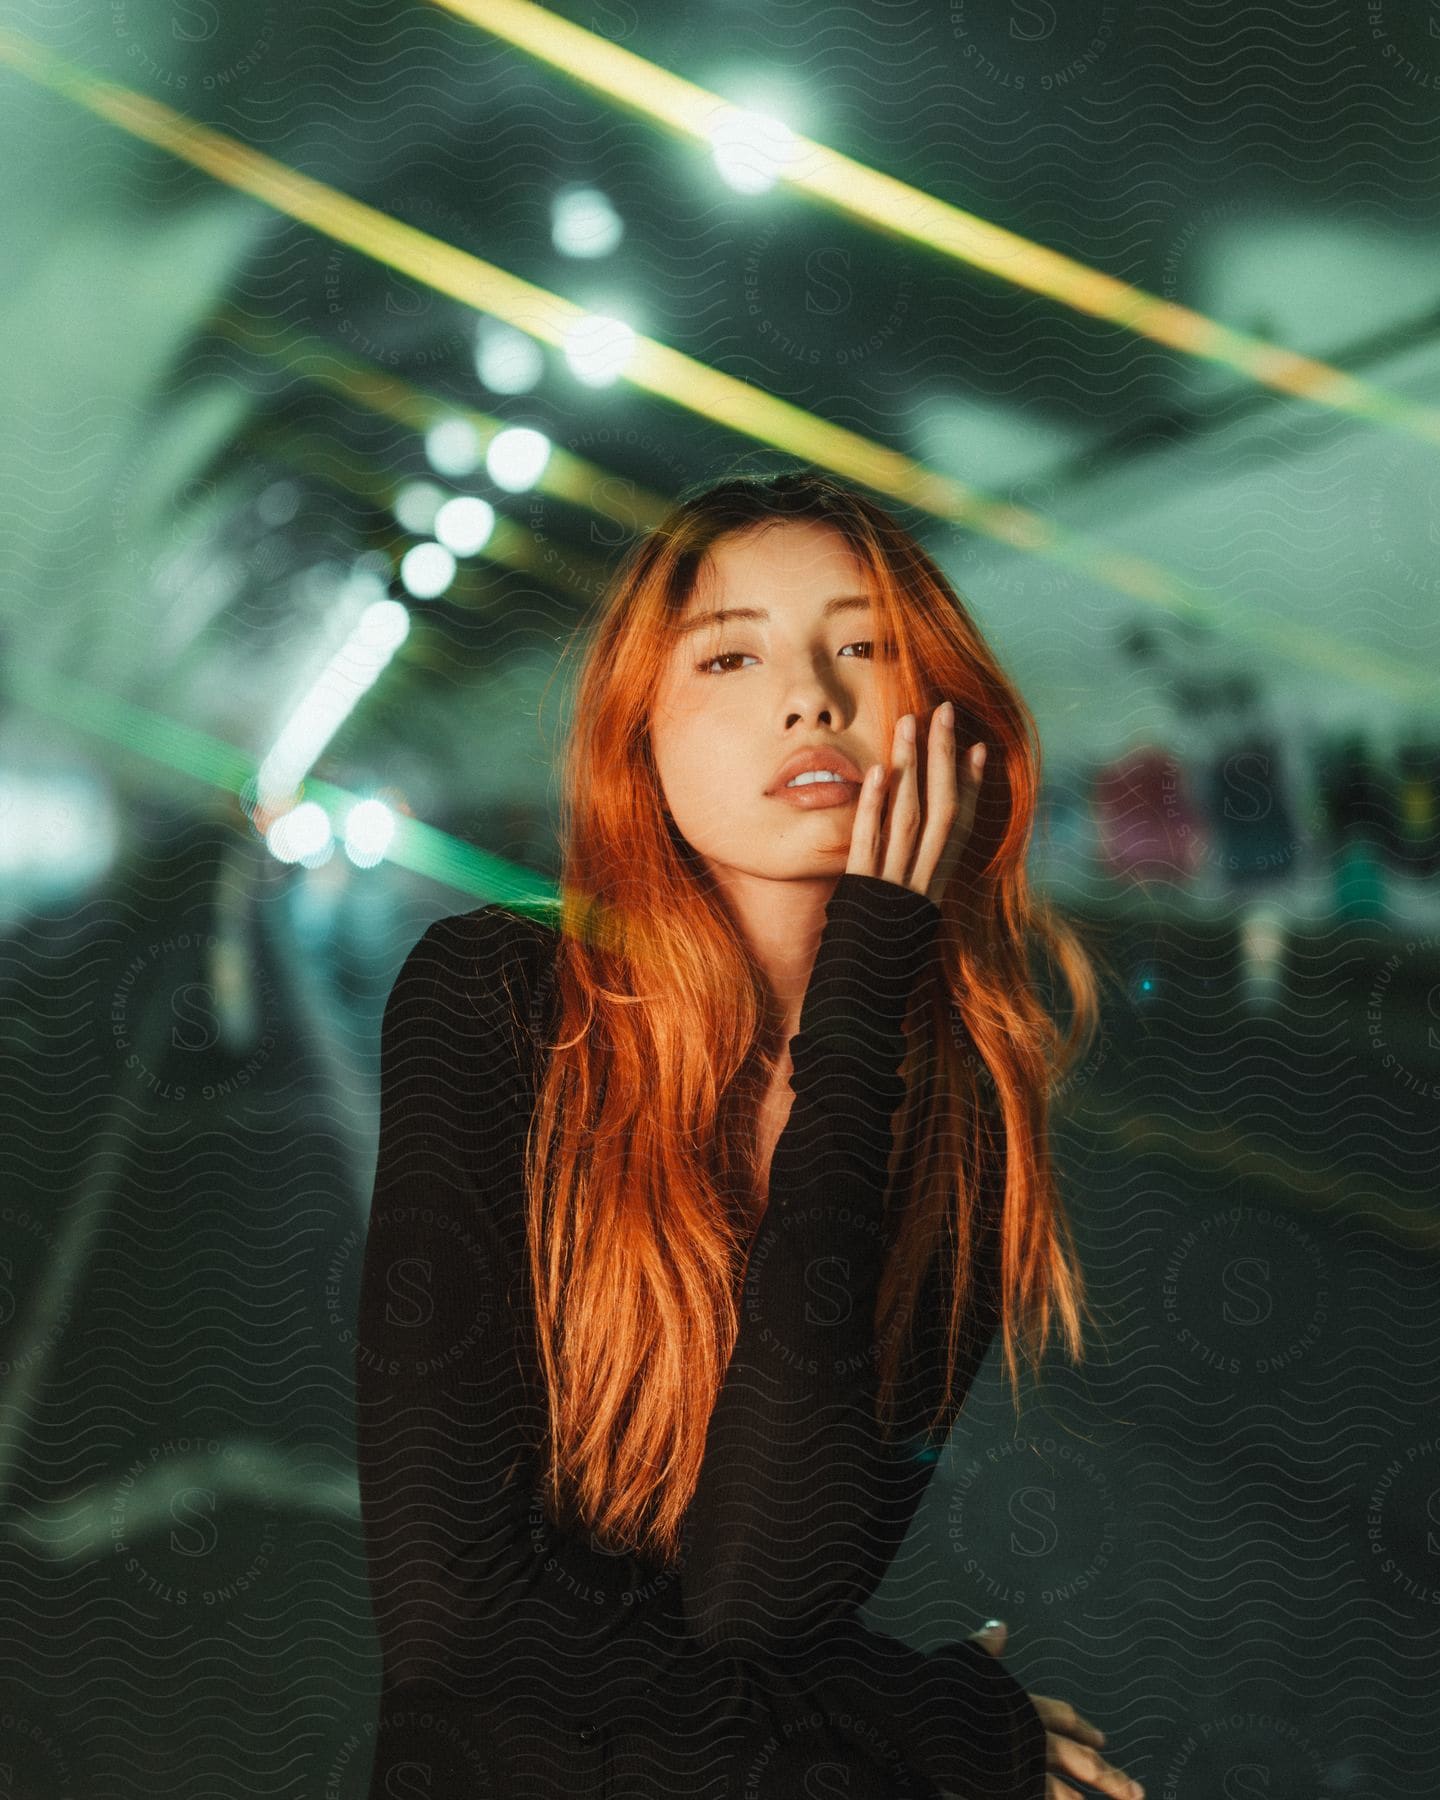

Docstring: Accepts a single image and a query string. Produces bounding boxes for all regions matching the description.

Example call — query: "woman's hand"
[969,1620,1144,1800]
[845,701,985,905]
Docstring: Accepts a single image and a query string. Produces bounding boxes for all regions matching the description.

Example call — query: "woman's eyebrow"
[674,594,873,639]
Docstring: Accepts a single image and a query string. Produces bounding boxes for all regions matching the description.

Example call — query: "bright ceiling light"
[562,312,637,387]
[551,184,624,258]
[475,319,544,394]
[399,541,458,599]
[344,798,396,869]
[709,107,798,194]
[434,495,496,556]
[266,801,334,866]
[424,417,481,477]
[486,426,552,493]
[393,479,446,535]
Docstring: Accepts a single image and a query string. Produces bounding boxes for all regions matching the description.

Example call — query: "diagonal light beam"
[432,0,1440,448]
[0,32,1431,703]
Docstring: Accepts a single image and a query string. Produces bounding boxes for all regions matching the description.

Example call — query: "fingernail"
[971,743,986,772]
[938,700,954,728]
[901,714,916,743]
[982,1618,1003,1632]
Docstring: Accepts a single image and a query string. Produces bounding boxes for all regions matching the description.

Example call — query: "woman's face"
[649,519,898,890]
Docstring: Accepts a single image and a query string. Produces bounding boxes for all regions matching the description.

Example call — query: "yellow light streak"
[0,32,1431,702]
[433,0,1440,446]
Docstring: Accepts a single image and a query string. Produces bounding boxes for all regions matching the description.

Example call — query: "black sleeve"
[680,872,1049,1800]
[354,907,625,1712]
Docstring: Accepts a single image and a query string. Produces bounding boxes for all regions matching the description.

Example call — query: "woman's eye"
[695,639,897,675]
[696,651,757,674]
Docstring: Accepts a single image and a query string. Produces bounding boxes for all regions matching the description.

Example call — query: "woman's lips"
[768,777,862,809]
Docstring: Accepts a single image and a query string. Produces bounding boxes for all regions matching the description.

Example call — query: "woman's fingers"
[845,703,986,900]
[881,712,922,889]
[909,702,959,898]
[908,702,984,904]
[844,744,888,877]
[1045,1728,1144,1800]
[1028,1694,1105,1752]
[1030,1694,1140,1799]
[925,732,984,906]
[967,1633,1140,1800]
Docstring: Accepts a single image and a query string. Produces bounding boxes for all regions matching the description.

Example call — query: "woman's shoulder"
[410,901,562,1056]
[422,898,561,965]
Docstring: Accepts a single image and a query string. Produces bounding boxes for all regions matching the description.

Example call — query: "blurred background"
[1,1,1438,1795]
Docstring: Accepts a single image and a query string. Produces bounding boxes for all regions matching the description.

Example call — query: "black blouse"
[355,871,1048,1799]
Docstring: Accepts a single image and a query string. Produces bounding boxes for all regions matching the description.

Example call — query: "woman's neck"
[708,869,838,1039]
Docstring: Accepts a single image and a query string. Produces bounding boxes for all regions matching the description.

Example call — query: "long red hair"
[523,467,1102,1566]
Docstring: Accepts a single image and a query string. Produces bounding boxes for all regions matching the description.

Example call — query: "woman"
[355,468,1142,1800]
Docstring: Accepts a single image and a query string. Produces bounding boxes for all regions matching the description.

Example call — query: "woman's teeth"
[786,771,846,787]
